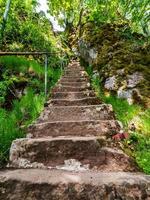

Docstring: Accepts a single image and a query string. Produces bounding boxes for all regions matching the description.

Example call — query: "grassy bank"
[0,56,63,167]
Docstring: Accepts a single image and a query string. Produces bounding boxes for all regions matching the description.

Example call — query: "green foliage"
[0,0,63,52]
[0,88,45,166]
[128,133,150,174]
[47,0,150,36]
[0,55,63,166]
[86,0,150,36]
[0,56,43,74]
[0,0,69,167]
[135,138,150,174]
[104,96,141,127]
[48,0,83,29]
[0,108,24,166]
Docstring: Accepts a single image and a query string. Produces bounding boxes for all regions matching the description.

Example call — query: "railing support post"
[44,54,48,99]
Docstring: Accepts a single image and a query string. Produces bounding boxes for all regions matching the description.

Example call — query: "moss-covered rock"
[76,22,150,107]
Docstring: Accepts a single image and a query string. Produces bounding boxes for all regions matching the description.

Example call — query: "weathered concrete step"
[37,105,115,122]
[51,91,95,99]
[1,169,149,200]
[9,137,137,172]
[52,86,91,92]
[28,120,121,138]
[48,97,101,106]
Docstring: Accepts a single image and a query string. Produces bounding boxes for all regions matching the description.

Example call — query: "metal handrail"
[0,51,67,98]
[0,51,62,56]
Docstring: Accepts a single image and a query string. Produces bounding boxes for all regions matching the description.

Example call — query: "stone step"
[1,169,149,200]
[27,120,121,138]
[65,68,83,72]
[37,105,115,123]
[67,66,82,70]
[60,77,89,83]
[63,74,88,79]
[52,86,91,92]
[58,81,90,88]
[51,91,95,99]
[64,71,87,76]
[64,69,83,73]
[48,97,101,106]
[9,137,137,171]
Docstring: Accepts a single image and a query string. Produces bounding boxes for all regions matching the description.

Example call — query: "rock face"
[104,76,118,91]
[77,22,150,107]
[0,61,150,199]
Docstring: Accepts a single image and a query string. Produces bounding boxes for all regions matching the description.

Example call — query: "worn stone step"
[67,66,82,70]
[48,97,101,106]
[64,67,84,70]
[60,77,89,82]
[37,105,115,123]
[64,71,87,77]
[9,137,137,172]
[63,74,88,79]
[27,120,121,138]
[1,169,149,200]
[52,85,91,92]
[64,69,83,73]
[58,81,90,88]
[51,91,95,99]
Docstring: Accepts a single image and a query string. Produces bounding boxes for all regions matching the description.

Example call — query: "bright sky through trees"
[37,0,64,32]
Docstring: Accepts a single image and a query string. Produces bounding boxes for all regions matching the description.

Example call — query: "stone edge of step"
[45,97,101,106]
[8,137,134,170]
[1,169,149,186]
[28,119,120,128]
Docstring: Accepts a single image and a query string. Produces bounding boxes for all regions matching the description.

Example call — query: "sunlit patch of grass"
[104,95,141,127]
[0,56,43,75]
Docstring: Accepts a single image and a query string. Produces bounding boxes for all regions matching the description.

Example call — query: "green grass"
[0,56,43,75]
[0,109,24,166]
[0,89,45,167]
[104,96,141,127]
[85,64,150,174]
[0,56,64,166]
[135,136,150,174]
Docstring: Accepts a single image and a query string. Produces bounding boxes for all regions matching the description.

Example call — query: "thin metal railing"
[0,51,67,98]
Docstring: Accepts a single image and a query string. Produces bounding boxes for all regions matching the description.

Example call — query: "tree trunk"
[78,7,84,38]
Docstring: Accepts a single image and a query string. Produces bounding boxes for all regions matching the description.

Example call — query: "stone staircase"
[0,61,150,199]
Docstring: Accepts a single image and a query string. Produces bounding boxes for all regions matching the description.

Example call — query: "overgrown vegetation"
[48,0,150,37]
[86,65,150,174]
[0,89,44,165]
[0,0,70,166]
[0,55,64,167]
